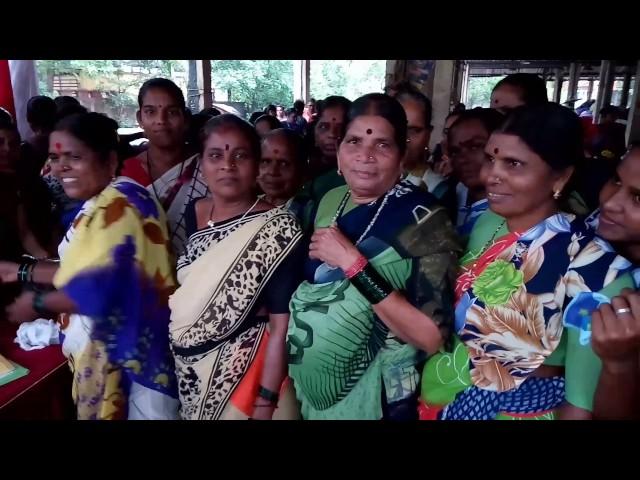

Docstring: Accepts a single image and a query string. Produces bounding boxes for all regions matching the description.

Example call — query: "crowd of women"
[0,72,638,420]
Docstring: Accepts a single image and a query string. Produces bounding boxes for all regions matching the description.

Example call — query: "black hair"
[201,113,261,160]
[0,107,14,126]
[199,107,221,117]
[249,111,265,124]
[55,100,88,122]
[448,108,505,142]
[447,107,506,142]
[0,113,19,142]
[26,95,57,131]
[187,112,218,151]
[600,104,621,117]
[54,96,80,110]
[498,103,583,172]
[265,104,277,114]
[262,128,307,168]
[394,82,433,127]
[344,93,408,156]
[53,112,119,163]
[493,73,548,106]
[307,98,316,104]
[285,108,297,117]
[293,99,305,112]
[137,78,186,112]
[315,95,352,122]
[255,114,282,130]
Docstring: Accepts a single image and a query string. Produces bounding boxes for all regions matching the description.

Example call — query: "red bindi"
[274,149,280,154]
[55,142,62,153]
[225,144,229,151]
[494,147,499,154]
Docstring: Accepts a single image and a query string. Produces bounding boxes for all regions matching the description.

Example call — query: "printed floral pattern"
[454,213,632,393]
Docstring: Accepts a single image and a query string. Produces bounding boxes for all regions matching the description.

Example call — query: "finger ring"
[615,308,632,315]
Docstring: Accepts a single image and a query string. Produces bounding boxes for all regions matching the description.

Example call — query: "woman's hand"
[251,402,276,420]
[6,291,38,324]
[0,261,20,284]
[309,226,361,271]
[592,289,640,371]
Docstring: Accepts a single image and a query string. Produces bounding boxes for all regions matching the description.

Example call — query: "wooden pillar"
[567,62,581,104]
[196,60,212,111]
[429,60,456,149]
[626,62,640,145]
[620,70,632,107]
[293,60,310,103]
[595,60,614,123]
[553,68,563,104]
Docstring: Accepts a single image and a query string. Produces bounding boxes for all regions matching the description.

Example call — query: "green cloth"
[288,183,461,419]
[0,361,29,387]
[430,208,635,415]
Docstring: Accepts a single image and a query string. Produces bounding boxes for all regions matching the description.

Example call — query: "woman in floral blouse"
[419,103,635,420]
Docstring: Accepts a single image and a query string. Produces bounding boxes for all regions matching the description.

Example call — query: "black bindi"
[494,147,499,154]
[225,144,229,151]
[366,129,373,135]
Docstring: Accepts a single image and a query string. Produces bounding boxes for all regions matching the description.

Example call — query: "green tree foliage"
[465,76,505,108]
[36,60,184,126]
[310,60,386,101]
[210,60,293,113]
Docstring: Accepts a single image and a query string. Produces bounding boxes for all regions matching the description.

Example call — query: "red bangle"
[344,255,368,279]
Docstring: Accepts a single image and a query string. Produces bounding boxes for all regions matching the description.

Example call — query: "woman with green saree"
[287,93,461,420]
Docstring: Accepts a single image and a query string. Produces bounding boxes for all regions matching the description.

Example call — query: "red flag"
[0,59,16,117]
[0,60,39,139]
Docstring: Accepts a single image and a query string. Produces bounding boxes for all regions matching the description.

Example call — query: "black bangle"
[27,263,37,285]
[257,386,279,404]
[32,292,53,318]
[349,263,393,304]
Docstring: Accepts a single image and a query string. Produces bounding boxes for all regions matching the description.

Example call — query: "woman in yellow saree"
[2,112,178,419]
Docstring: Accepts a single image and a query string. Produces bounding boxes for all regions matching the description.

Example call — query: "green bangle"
[349,263,393,304]
[258,386,279,404]
[32,292,53,318]
[17,263,29,283]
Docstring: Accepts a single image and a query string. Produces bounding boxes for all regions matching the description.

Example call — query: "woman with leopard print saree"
[169,114,303,420]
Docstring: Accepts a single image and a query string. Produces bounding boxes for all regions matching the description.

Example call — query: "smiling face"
[481,132,572,230]
[48,130,117,200]
[337,115,402,201]
[597,147,640,248]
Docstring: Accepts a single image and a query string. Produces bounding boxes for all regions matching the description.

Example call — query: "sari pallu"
[145,154,209,256]
[287,182,461,420]
[53,178,179,420]
[169,208,303,420]
[420,212,634,420]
